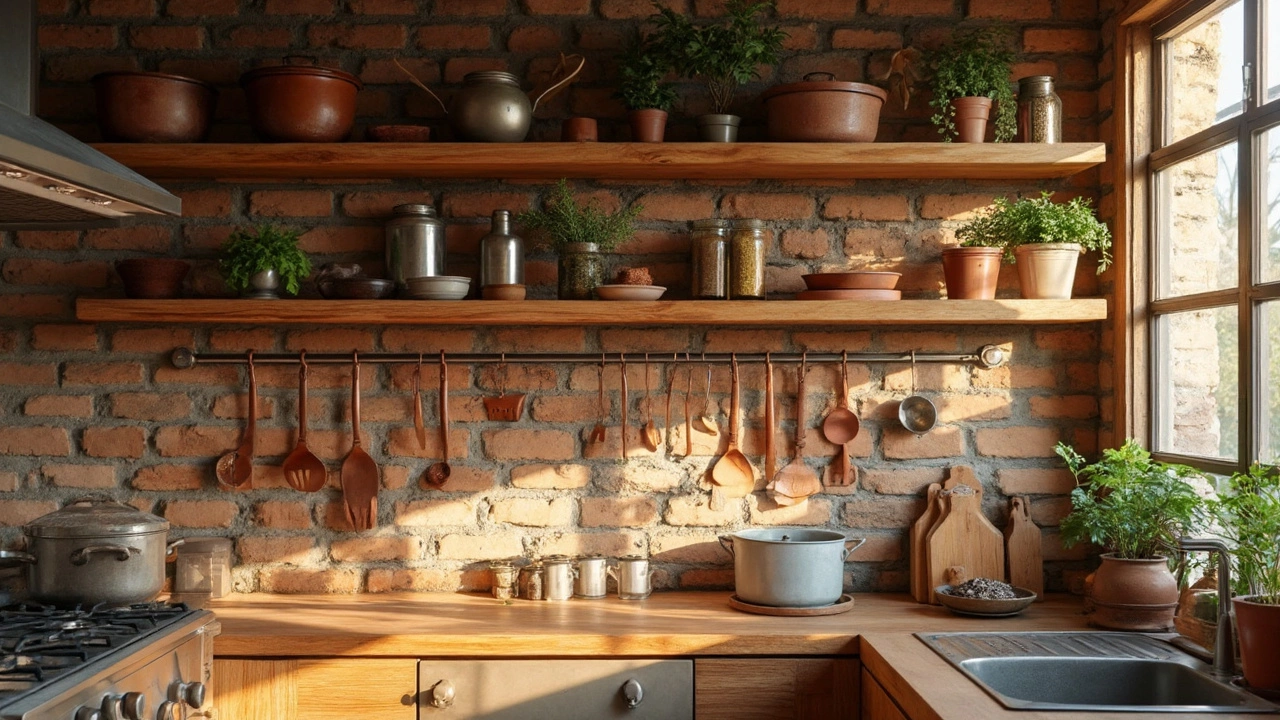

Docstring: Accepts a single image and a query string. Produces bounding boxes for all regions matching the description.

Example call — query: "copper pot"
[241,58,362,142]
[92,71,217,143]
[942,246,1002,299]
[761,73,886,142]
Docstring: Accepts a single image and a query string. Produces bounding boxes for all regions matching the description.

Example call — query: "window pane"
[1263,125,1280,283]
[1155,305,1239,461]
[1268,0,1280,102]
[1156,142,1240,298]
[1164,0,1244,145]
[1262,301,1280,463]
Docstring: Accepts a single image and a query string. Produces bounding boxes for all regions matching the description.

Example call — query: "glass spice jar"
[730,219,767,299]
[1017,75,1062,143]
[690,219,730,299]
[557,242,604,300]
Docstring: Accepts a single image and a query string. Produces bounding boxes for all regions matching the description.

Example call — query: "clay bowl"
[367,124,431,142]
[115,258,191,299]
[934,586,1038,617]
[241,61,362,143]
[597,284,666,301]
[92,71,217,143]
[317,278,395,299]
[481,284,526,300]
[802,271,902,290]
[796,289,901,301]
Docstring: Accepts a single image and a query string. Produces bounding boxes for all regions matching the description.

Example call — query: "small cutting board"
[909,482,943,603]
[1005,496,1044,600]
[925,487,1005,604]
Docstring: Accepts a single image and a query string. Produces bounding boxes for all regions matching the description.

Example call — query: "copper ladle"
[423,350,451,487]
[216,350,256,488]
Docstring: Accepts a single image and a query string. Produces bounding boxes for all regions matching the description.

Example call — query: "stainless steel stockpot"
[719,528,865,608]
[0,496,180,607]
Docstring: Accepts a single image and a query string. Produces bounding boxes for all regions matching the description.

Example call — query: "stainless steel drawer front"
[418,659,693,719]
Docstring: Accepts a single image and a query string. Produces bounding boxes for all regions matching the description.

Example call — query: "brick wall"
[0,0,1108,594]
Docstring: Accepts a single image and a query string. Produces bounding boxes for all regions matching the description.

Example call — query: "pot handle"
[0,550,36,566]
[803,71,837,82]
[166,538,186,560]
[70,544,140,566]
[529,53,585,113]
[395,59,447,115]
[841,536,867,561]
[717,535,734,558]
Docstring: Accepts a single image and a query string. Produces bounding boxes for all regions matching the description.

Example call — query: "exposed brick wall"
[0,0,1109,594]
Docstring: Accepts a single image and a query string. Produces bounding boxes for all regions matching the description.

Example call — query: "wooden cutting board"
[909,482,943,603]
[925,486,1005,604]
[1005,496,1044,600]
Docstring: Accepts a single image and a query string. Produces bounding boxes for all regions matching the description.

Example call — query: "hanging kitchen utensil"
[619,354,629,459]
[340,350,379,531]
[696,355,718,434]
[822,350,860,486]
[1005,496,1044,600]
[589,354,607,444]
[770,352,822,506]
[683,353,693,457]
[424,350,451,488]
[483,354,526,421]
[215,350,256,488]
[282,350,327,493]
[764,352,777,482]
[641,353,660,451]
[664,352,676,454]
[711,353,755,498]
[898,350,938,434]
[413,352,427,450]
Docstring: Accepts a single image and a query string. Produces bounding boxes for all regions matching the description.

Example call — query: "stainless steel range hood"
[0,0,181,229]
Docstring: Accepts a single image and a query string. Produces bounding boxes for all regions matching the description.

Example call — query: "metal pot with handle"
[719,528,865,608]
[0,495,181,607]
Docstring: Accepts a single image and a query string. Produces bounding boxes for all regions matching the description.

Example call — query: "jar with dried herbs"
[730,219,766,299]
[557,242,604,300]
[690,219,730,299]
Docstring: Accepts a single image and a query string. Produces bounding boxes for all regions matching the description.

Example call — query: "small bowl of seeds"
[935,578,1037,617]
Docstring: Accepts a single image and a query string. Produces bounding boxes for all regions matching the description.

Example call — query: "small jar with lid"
[1017,76,1062,143]
[730,219,767,299]
[542,555,575,601]
[518,562,544,601]
[489,561,518,600]
[690,219,730,299]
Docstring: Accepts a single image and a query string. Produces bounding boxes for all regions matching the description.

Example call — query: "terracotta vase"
[1014,243,1081,299]
[1087,554,1180,631]
[950,96,992,143]
[1235,596,1280,693]
[629,109,667,143]
[561,117,597,142]
[941,247,1002,299]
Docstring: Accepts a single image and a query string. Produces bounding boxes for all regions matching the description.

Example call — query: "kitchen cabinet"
[861,667,910,720]
[694,658,860,720]
[212,658,417,720]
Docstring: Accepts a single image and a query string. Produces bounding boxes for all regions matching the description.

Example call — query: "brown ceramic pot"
[761,73,887,142]
[1087,554,1180,631]
[115,258,190,299]
[240,59,362,143]
[951,96,992,143]
[1235,596,1280,692]
[629,109,668,143]
[942,246,1002,299]
[92,71,217,143]
[561,117,598,142]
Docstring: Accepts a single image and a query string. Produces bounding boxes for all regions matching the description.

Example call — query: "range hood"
[0,0,180,229]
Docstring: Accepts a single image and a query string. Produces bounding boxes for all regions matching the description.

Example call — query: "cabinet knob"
[155,701,178,720]
[178,682,206,709]
[74,708,102,720]
[622,678,644,709]
[429,680,455,709]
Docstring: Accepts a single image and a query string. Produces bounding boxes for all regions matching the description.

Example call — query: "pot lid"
[25,495,169,538]
[730,528,848,544]
[241,60,363,90]
[761,73,888,103]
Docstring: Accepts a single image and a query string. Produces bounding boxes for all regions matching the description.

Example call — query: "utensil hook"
[909,350,917,394]
[841,349,848,388]
[497,352,507,397]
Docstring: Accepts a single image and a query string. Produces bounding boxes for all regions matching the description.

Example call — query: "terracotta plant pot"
[240,59,362,143]
[951,96,992,143]
[1087,554,1180,631]
[1235,596,1280,693]
[942,247,1002,299]
[697,114,740,142]
[561,117,598,142]
[1014,243,1081,299]
[115,258,190,299]
[92,71,217,143]
[629,109,667,143]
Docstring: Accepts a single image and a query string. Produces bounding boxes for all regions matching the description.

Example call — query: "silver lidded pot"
[385,203,446,290]
[609,555,655,600]
[1017,75,1062,143]
[479,210,524,288]
[542,554,575,601]
[574,555,608,599]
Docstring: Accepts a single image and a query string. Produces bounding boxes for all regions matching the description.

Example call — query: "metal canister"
[574,555,608,599]
[518,562,543,601]
[542,555,575,601]
[1017,75,1062,143]
[690,219,730,299]
[490,561,518,600]
[479,209,524,287]
[729,219,767,299]
[385,203,446,289]
[609,555,654,600]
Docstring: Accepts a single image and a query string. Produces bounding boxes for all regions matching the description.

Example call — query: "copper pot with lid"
[92,71,218,143]
[241,57,362,142]
[761,72,887,142]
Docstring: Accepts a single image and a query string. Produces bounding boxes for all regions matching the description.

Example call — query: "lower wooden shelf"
[75,298,1108,326]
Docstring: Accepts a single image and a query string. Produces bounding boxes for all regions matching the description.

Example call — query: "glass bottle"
[1017,76,1062,143]
[557,242,603,300]
[690,219,730,299]
[479,210,524,287]
[729,219,767,299]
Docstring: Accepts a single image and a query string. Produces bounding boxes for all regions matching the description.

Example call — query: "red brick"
[489,497,574,526]
[975,427,1062,457]
[0,501,60,526]
[332,536,423,562]
[360,57,440,85]
[174,189,233,217]
[680,568,734,589]
[154,426,237,457]
[111,327,194,352]
[63,362,144,385]
[530,395,598,422]
[664,495,742,526]
[0,294,68,318]
[920,193,999,220]
[349,0,416,12]
[824,194,911,221]
[25,395,94,418]
[209,328,278,352]
[32,324,98,351]
[482,429,575,461]
[720,193,814,220]
[491,327,585,352]
[167,0,237,14]
[841,496,922,527]
[775,0,854,18]
[780,23,819,50]
[157,58,240,85]
[224,26,293,48]
[165,500,238,528]
[42,463,115,489]
[522,0,591,12]
[308,24,406,49]
[380,328,474,352]
[866,0,952,14]
[442,191,531,218]
[14,230,78,250]
[39,24,117,49]
[749,496,833,525]
[969,0,1051,18]
[1035,328,1097,352]
[82,426,146,458]
[436,0,507,14]
[831,29,901,50]
[248,190,332,218]
[263,0,331,12]
[0,362,58,386]
[297,226,381,254]
[416,25,492,51]
[436,533,524,560]
[635,192,716,222]
[46,55,139,83]
[505,26,561,53]
[1029,394,1099,419]
[129,25,203,49]
[443,57,508,83]
[87,0,154,16]
[1024,28,1099,53]
[781,228,830,259]
[110,392,192,421]
[255,501,312,530]
[84,226,172,252]
[509,463,590,489]
[132,464,205,491]
[3,259,110,288]
[341,190,431,218]
[581,497,660,528]
[285,328,375,352]
[998,468,1075,495]
[881,426,965,459]
[0,428,71,456]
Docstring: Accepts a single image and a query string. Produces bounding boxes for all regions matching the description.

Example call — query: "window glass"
[1261,301,1280,463]
[1262,125,1280,283]
[1155,305,1240,461]
[1268,0,1279,101]
[1155,142,1240,298]
[1164,0,1245,144]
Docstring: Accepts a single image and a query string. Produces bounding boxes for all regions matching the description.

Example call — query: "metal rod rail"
[170,345,1007,369]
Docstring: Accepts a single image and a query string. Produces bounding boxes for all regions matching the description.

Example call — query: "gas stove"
[0,602,218,720]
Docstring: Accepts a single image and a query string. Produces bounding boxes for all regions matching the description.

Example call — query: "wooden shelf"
[90,142,1106,182]
[76,298,1108,326]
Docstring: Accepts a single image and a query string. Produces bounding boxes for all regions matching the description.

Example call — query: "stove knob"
[154,701,178,720]
[177,682,205,709]
[74,708,102,720]
[122,693,147,720]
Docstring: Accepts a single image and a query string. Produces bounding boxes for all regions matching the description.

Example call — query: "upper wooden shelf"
[90,142,1107,182]
[76,298,1108,326]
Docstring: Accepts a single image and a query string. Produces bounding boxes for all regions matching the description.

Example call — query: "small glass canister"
[729,219,767,299]
[490,561,518,600]
[557,242,604,300]
[608,555,655,600]
[542,555,576,601]
[690,219,730,299]
[518,562,544,601]
[1017,75,1062,143]
[574,555,608,599]
[173,537,232,598]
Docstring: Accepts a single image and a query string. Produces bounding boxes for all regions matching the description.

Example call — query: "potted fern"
[219,225,311,299]
[649,0,785,142]
[616,41,677,143]
[518,179,642,299]
[929,27,1016,143]
[1215,464,1280,692]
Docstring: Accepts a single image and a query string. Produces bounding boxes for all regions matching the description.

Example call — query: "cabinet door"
[861,668,908,720]
[694,658,859,720]
[214,658,417,720]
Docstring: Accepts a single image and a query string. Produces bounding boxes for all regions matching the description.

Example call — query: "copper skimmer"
[282,350,327,492]
[340,350,379,530]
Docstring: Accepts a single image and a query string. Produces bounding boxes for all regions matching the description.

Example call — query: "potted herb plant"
[616,41,677,143]
[947,211,1004,300]
[928,27,1016,143]
[650,0,785,142]
[219,224,311,299]
[518,179,642,299]
[1056,440,1209,631]
[1215,464,1280,692]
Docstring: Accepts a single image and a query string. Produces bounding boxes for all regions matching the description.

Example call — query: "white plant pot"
[1014,243,1081,299]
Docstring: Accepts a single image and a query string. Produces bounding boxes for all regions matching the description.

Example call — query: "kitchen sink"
[916,632,1279,713]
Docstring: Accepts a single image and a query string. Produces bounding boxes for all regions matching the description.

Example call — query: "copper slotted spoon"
[340,350,379,530]
[282,350,327,492]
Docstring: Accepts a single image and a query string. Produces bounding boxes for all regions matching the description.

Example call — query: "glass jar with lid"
[730,219,767,299]
[690,219,730,299]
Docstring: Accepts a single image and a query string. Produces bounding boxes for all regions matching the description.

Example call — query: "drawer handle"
[622,678,643,709]
[429,680,455,709]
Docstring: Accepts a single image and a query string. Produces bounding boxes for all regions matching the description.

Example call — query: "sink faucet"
[1177,537,1235,678]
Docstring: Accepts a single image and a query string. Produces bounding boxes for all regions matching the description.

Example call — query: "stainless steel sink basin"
[917,632,1279,713]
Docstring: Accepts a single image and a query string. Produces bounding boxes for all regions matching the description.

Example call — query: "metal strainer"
[898,351,937,434]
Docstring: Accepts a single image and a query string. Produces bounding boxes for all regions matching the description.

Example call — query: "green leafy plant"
[615,41,678,112]
[1056,440,1209,560]
[955,192,1113,272]
[928,27,1017,142]
[219,225,311,296]
[517,179,642,253]
[1213,464,1280,603]
[649,0,786,115]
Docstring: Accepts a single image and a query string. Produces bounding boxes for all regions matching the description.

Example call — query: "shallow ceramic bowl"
[802,271,902,290]
[935,586,1037,617]
[795,289,901,301]
[481,284,526,301]
[318,277,395,299]
[597,284,665,301]
[404,275,471,300]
